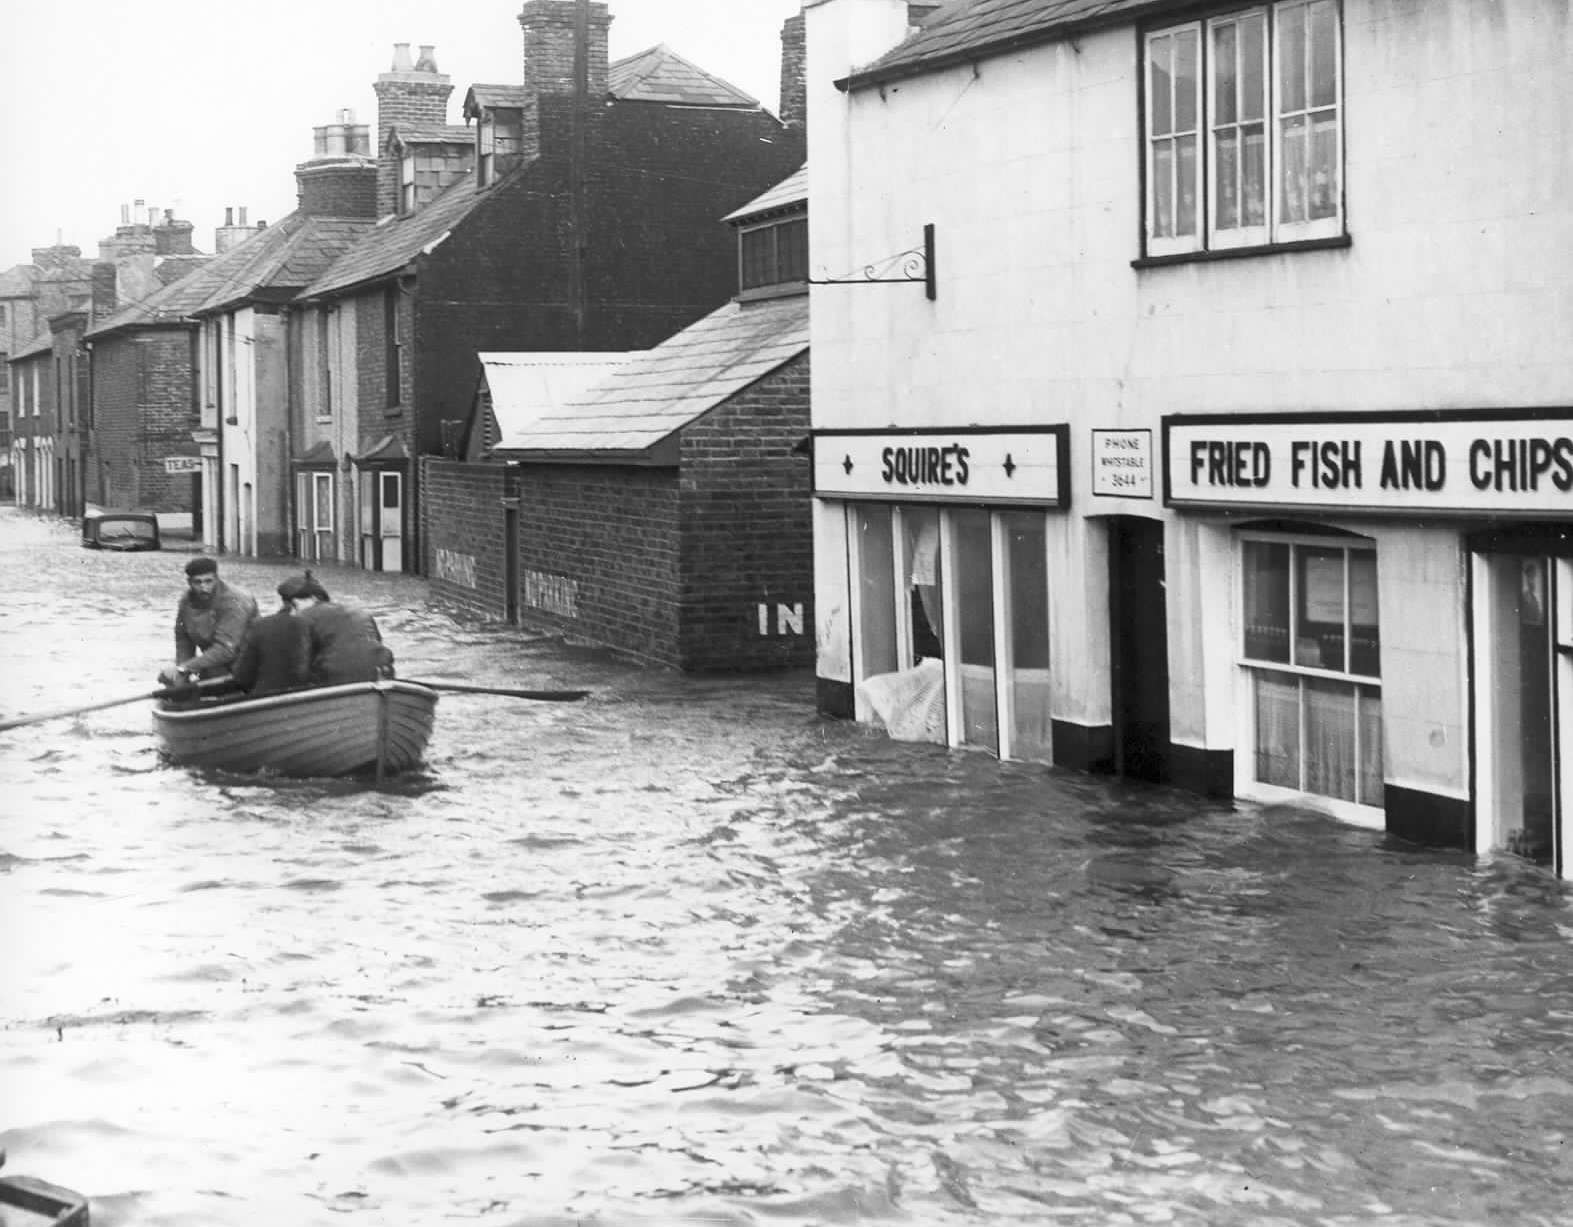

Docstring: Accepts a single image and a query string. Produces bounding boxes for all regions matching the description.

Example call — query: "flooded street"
[2,507,1572,1227]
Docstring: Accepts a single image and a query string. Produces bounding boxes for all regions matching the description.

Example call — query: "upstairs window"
[739,216,808,292]
[1,355,10,395]
[1144,0,1342,258]
[477,115,496,187]
[317,310,335,420]
[400,153,417,216]
[383,287,402,409]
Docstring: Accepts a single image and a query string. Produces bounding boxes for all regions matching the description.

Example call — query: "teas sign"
[1164,413,1573,516]
[164,456,202,474]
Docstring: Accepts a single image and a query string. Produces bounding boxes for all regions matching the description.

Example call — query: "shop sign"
[1165,411,1573,516]
[163,456,202,474]
[1091,428,1153,499]
[812,426,1069,507]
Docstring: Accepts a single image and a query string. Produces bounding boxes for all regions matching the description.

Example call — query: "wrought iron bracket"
[808,223,936,301]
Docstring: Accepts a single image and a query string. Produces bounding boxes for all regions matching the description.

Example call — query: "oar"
[407,680,590,702]
[0,678,232,734]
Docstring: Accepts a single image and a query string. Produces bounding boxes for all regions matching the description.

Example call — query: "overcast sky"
[0,0,805,272]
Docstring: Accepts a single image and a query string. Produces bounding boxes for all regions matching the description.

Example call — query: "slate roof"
[503,295,808,457]
[10,328,54,360]
[848,0,1179,88]
[482,352,636,451]
[724,164,807,224]
[194,212,377,314]
[464,84,529,117]
[155,255,213,285]
[87,250,234,337]
[609,44,758,107]
[302,174,482,300]
[0,265,39,297]
[390,123,474,147]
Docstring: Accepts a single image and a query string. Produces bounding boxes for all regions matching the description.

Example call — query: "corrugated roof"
[506,296,808,456]
[302,174,482,299]
[850,0,1176,88]
[724,164,807,223]
[484,352,637,450]
[609,44,759,107]
[464,84,529,117]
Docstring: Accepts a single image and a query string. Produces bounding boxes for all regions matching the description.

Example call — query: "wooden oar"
[0,678,232,734]
[407,680,590,702]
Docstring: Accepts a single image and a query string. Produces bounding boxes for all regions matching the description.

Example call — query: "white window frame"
[400,152,417,215]
[478,114,496,187]
[1144,0,1343,257]
[1234,528,1382,827]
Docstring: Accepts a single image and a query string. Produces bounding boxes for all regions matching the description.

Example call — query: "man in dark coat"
[281,574,395,687]
[158,557,259,687]
[230,581,313,696]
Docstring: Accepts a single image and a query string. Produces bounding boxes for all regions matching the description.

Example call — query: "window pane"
[1004,513,1051,763]
[1310,113,1339,219]
[1255,672,1300,788]
[1240,13,1265,122]
[1216,129,1240,230]
[856,505,899,681]
[1153,141,1176,236]
[955,510,997,751]
[1309,0,1338,109]
[1280,113,1309,224]
[1298,545,1346,669]
[740,229,772,289]
[1244,540,1291,662]
[1174,29,1198,132]
[1304,677,1358,802]
[777,219,808,282]
[905,507,943,664]
[1243,124,1267,226]
[1280,4,1307,113]
[1176,134,1198,235]
[1349,550,1380,675]
[1213,21,1237,125]
[1358,686,1384,806]
[382,474,399,509]
[1149,35,1173,135]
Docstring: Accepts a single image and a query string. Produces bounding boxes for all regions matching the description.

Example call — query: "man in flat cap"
[280,572,395,687]
[158,556,259,688]
[229,577,314,697]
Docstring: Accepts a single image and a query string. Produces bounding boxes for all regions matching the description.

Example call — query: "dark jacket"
[230,610,312,696]
[298,601,394,687]
[174,580,259,677]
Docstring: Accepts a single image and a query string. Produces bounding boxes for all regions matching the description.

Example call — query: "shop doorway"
[1108,516,1170,783]
[1472,550,1569,875]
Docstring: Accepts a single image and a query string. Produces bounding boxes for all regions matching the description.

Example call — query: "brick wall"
[420,458,516,619]
[677,349,814,671]
[373,75,454,219]
[519,0,610,97]
[296,160,379,219]
[91,326,198,512]
[516,464,684,667]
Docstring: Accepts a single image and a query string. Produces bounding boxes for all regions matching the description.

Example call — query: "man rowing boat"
[157,557,258,688]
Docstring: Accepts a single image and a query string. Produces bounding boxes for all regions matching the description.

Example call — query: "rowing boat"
[153,680,439,778]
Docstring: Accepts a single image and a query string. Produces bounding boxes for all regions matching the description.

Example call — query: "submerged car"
[81,511,161,551]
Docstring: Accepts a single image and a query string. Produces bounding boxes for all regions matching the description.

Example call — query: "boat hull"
[153,681,438,777]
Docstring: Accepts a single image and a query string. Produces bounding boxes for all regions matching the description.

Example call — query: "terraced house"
[806,0,1573,872]
[288,0,804,574]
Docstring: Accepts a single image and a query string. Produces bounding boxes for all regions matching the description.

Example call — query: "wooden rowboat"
[0,1171,89,1226]
[153,680,439,778]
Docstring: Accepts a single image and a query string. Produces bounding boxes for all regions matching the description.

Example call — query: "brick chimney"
[31,244,83,272]
[90,261,118,320]
[372,43,454,219]
[153,209,197,255]
[518,1,611,98]
[779,12,806,131]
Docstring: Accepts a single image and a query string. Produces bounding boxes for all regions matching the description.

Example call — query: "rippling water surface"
[2,508,1572,1226]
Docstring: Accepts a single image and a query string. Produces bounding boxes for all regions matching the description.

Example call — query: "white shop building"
[804,0,1573,873]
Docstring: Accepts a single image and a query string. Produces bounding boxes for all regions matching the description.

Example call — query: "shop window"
[850,503,1053,762]
[1241,532,1381,807]
[1144,0,1342,258]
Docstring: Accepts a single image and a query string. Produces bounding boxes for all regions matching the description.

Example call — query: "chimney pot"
[120,204,130,225]
[415,44,438,72]
[392,42,413,72]
[225,207,234,226]
[239,206,248,225]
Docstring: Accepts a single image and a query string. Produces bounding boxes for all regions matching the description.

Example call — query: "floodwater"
[2,508,1572,1227]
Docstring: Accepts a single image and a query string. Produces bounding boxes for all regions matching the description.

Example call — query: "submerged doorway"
[1473,550,1569,875]
[1108,516,1170,783]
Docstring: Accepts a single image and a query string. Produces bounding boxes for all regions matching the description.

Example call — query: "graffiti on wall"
[524,571,579,619]
[434,548,478,589]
